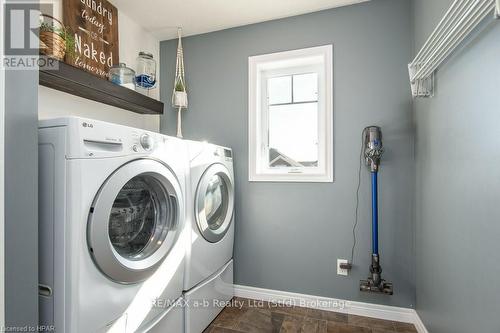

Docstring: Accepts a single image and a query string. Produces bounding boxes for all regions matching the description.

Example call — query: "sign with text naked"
[64,0,119,79]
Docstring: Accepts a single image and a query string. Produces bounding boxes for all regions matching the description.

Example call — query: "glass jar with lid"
[109,63,136,90]
[135,52,157,95]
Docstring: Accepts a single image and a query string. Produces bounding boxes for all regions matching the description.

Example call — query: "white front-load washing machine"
[184,141,235,333]
[38,117,188,333]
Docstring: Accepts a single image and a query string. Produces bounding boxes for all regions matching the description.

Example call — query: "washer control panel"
[55,117,168,159]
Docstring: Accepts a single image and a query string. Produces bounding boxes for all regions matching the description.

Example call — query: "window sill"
[249,173,333,183]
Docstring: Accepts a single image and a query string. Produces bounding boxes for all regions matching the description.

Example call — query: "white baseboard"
[233,284,428,333]
[412,311,430,333]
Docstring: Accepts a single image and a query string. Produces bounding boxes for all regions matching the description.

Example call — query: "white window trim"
[0,0,5,326]
[248,45,333,182]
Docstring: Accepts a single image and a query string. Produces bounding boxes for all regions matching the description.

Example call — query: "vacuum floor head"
[360,254,394,295]
[360,278,393,295]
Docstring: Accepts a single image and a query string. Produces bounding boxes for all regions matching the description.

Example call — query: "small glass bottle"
[109,63,136,90]
[135,52,157,96]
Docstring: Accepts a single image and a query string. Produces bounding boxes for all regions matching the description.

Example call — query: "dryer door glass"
[195,164,234,243]
[204,174,229,230]
[109,175,174,260]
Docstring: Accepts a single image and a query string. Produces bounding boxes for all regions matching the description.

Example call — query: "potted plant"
[39,14,75,61]
[172,78,188,108]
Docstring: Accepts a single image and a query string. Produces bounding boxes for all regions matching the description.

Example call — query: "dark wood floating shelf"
[39,61,163,115]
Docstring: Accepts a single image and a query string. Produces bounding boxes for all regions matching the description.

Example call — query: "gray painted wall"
[4,69,39,326]
[161,0,415,307]
[413,0,500,332]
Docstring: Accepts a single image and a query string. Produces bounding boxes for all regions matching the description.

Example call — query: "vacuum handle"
[371,171,379,255]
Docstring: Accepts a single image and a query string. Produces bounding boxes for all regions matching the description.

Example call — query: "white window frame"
[0,0,5,326]
[248,45,333,182]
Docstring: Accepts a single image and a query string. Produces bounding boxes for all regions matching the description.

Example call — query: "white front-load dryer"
[184,141,235,333]
[38,117,187,333]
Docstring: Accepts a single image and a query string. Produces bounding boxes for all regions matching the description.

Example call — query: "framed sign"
[63,0,119,79]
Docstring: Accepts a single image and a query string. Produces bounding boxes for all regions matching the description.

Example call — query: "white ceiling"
[110,0,369,40]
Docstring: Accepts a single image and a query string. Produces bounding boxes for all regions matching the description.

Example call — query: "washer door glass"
[109,175,171,261]
[195,164,234,243]
[88,159,183,284]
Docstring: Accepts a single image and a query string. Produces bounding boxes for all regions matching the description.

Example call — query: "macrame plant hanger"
[172,27,188,138]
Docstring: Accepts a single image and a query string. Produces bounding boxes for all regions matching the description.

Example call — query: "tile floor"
[203,297,418,333]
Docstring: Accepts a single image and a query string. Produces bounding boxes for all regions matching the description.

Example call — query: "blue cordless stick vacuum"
[359,126,393,295]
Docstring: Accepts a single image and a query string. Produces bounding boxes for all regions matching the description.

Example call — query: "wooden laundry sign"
[63,0,119,79]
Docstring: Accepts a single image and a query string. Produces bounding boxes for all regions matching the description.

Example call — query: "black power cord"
[340,130,365,272]
[350,130,365,266]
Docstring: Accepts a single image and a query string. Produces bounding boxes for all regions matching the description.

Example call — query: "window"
[248,45,333,182]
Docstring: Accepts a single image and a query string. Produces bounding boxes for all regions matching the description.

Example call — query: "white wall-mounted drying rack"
[409,0,500,98]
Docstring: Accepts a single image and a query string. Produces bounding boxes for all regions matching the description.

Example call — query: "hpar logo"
[2,1,59,70]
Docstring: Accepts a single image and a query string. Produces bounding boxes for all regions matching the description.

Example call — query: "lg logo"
[82,122,94,128]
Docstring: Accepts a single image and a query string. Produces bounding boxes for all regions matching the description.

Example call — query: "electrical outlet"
[337,259,349,276]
